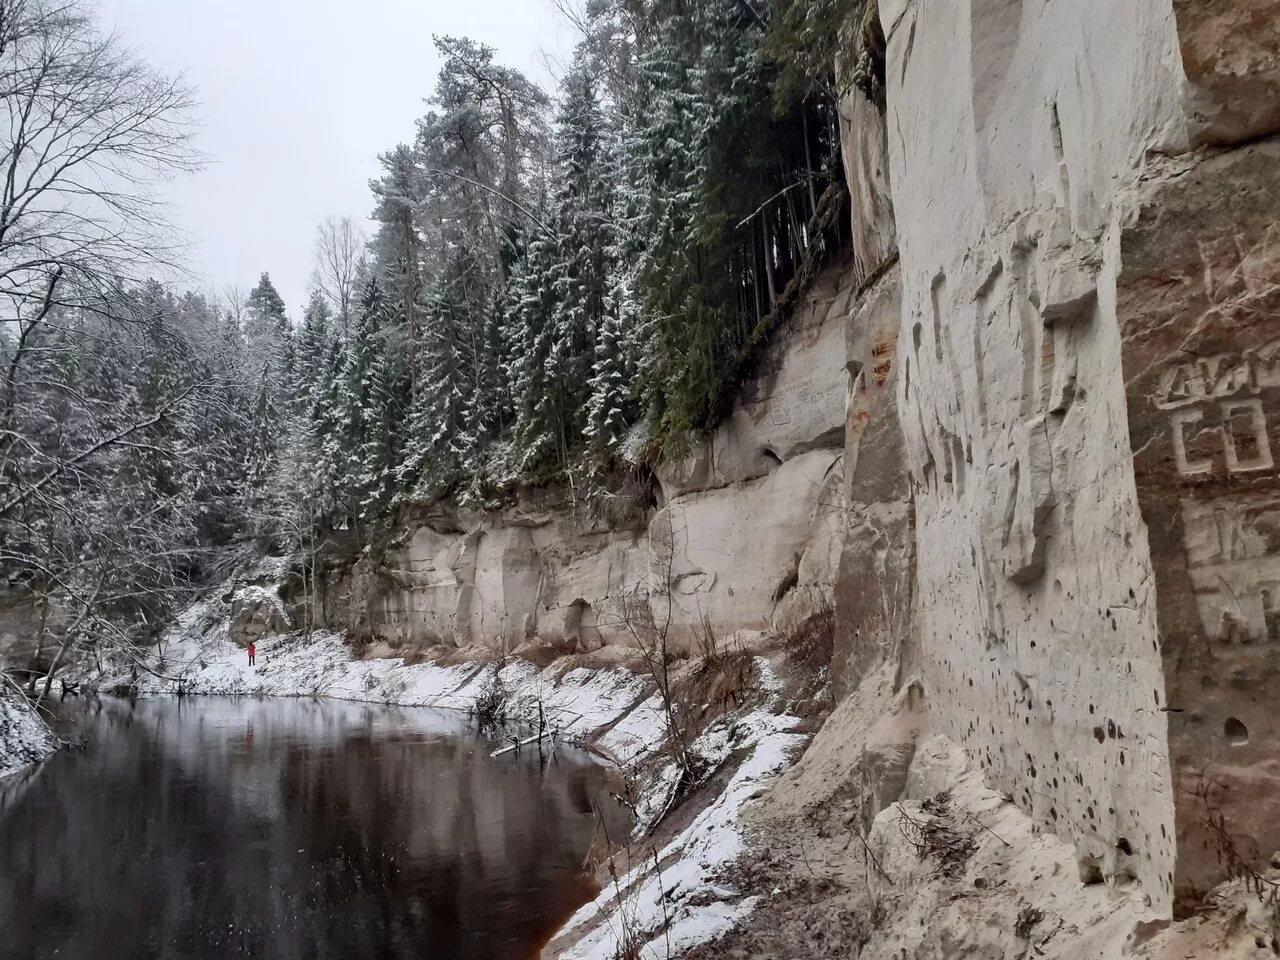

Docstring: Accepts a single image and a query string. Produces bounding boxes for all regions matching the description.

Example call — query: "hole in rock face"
[1078,856,1104,885]
[1224,716,1249,746]
[1116,837,1134,856]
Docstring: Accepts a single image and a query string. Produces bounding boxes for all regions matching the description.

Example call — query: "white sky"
[95,0,575,316]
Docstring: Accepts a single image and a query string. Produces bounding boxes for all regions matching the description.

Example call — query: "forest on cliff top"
[0,0,874,664]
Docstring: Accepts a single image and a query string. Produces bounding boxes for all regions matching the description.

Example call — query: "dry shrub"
[680,648,757,723]
[469,664,509,730]
[781,604,835,674]
[1187,767,1280,907]
[703,650,755,713]
[896,791,976,878]
[400,645,431,666]
[694,610,722,664]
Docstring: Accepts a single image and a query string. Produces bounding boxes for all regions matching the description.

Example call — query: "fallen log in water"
[490,730,554,758]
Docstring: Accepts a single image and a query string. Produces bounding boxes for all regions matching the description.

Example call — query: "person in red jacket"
[247,641,256,666]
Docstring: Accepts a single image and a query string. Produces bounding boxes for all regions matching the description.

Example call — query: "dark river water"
[0,696,628,960]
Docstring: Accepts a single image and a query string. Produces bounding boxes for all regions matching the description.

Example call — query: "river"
[0,696,628,960]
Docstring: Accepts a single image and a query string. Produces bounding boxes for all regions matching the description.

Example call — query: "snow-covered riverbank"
[83,600,665,761]
[61,597,813,958]
[0,683,57,778]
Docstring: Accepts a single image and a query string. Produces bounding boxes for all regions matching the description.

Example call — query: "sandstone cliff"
[866,0,1280,916]
[298,259,854,663]
[229,0,1280,944]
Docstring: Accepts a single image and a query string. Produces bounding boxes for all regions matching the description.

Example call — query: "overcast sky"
[96,0,575,315]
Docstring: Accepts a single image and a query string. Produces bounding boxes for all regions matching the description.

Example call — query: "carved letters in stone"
[757,372,843,429]
[1182,493,1280,644]
[1158,341,1280,478]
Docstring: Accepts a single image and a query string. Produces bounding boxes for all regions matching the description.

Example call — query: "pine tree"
[370,144,426,384]
[245,272,289,358]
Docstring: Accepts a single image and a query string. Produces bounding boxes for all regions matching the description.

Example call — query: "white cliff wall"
[321,262,857,657]
[880,0,1188,906]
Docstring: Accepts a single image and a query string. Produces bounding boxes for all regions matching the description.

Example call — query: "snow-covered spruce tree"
[245,287,343,552]
[244,272,290,354]
[365,37,551,503]
[294,291,334,405]
[549,60,619,455]
[624,0,845,443]
[508,216,565,472]
[310,332,352,524]
[396,258,479,499]
[339,278,405,521]
[623,2,708,436]
[240,272,293,539]
[584,278,640,455]
[370,143,427,386]
[510,48,633,471]
[174,291,255,548]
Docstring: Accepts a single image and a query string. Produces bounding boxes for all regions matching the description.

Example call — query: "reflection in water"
[0,697,628,960]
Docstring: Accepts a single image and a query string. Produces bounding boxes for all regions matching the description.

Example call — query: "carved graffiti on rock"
[1182,493,1280,643]
[1158,341,1280,478]
[757,372,844,429]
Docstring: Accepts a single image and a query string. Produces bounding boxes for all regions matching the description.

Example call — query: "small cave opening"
[1224,716,1249,747]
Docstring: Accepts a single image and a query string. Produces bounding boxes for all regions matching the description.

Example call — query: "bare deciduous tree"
[312,215,367,332]
[604,507,697,781]
[0,0,205,696]
[0,0,200,456]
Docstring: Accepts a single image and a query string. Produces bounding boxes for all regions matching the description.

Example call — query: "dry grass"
[781,604,835,675]
[678,648,757,728]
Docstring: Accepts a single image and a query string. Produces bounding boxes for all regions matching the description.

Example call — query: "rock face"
[1119,141,1280,906]
[880,0,1187,908]
[316,263,857,657]
[229,585,290,647]
[831,266,914,700]
[1173,0,1280,146]
[871,0,1280,916]
[295,0,1280,922]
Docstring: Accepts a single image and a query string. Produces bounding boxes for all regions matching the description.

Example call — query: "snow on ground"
[84,599,661,759]
[0,686,57,778]
[598,690,667,767]
[556,660,809,960]
[78,603,809,960]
